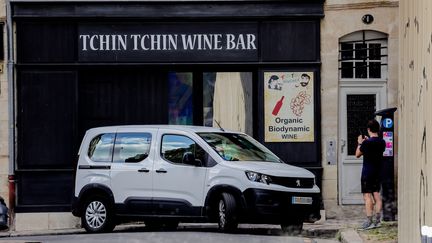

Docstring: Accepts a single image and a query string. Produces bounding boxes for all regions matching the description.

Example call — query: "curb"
[340,229,363,243]
[0,223,345,239]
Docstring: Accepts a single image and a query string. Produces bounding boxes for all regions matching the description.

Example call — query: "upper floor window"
[339,30,388,80]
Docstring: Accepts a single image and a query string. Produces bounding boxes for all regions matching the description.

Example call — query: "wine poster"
[264,72,314,142]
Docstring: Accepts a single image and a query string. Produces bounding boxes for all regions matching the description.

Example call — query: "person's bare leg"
[372,192,382,214]
[363,193,374,217]
[360,193,374,229]
[372,191,382,225]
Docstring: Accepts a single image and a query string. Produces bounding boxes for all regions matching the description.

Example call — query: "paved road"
[0,224,338,243]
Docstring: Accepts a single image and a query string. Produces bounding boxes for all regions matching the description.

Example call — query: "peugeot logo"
[296,179,301,187]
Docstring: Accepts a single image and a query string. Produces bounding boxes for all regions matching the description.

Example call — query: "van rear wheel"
[81,196,115,233]
[217,192,238,232]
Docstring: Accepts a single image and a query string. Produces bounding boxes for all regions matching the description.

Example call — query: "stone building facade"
[0,0,400,231]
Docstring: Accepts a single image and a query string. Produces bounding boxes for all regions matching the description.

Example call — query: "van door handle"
[156,169,167,173]
[138,168,150,173]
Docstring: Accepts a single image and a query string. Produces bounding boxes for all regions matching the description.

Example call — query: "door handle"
[341,139,346,154]
[138,168,150,173]
[155,168,167,173]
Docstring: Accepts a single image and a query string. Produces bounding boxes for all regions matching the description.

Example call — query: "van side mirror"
[182,152,202,167]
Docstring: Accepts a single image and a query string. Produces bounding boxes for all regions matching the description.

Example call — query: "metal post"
[6,0,16,229]
[374,107,397,221]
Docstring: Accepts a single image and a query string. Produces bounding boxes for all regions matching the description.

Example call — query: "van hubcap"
[85,201,107,229]
[218,200,226,228]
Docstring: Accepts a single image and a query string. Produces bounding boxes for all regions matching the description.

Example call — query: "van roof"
[86,125,241,134]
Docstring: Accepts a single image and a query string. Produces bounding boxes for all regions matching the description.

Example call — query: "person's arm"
[355,135,365,158]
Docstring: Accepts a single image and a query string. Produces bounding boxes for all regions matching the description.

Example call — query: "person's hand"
[357,135,365,145]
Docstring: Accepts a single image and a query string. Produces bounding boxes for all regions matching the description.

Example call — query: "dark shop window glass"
[203,72,253,136]
[355,43,367,60]
[113,133,152,163]
[355,62,367,79]
[341,43,353,61]
[168,72,193,125]
[369,62,382,79]
[346,94,376,155]
[341,62,354,79]
[161,135,206,165]
[369,44,381,60]
[88,133,115,162]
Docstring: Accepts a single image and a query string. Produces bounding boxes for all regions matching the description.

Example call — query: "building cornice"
[325,1,398,11]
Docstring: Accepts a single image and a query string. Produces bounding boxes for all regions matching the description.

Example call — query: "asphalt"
[0,219,366,242]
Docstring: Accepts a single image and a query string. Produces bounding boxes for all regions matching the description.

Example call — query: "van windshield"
[197,132,282,163]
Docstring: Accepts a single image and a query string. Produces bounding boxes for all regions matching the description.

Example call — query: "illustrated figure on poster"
[295,73,311,88]
[290,73,312,117]
[267,75,283,90]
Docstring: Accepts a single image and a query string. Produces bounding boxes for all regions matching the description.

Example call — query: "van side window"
[88,133,115,162]
[113,133,152,163]
[161,134,207,165]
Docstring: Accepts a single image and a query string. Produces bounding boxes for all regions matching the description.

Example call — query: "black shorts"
[361,177,381,193]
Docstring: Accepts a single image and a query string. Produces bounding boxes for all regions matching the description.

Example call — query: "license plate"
[291,196,313,205]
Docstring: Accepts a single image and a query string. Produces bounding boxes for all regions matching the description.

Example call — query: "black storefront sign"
[78,23,258,62]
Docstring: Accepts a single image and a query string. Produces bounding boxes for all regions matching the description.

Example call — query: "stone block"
[321,179,337,200]
[0,138,8,156]
[0,101,7,121]
[322,166,337,180]
[0,157,9,175]
[15,213,49,231]
[0,174,7,194]
[48,213,80,230]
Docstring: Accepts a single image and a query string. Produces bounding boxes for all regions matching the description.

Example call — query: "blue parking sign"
[383,118,393,129]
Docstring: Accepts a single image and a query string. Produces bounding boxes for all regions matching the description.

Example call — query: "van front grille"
[271,177,314,189]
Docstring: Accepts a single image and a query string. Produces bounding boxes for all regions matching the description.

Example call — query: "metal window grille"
[339,30,388,80]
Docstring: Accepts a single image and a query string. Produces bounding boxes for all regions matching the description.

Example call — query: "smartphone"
[358,128,365,138]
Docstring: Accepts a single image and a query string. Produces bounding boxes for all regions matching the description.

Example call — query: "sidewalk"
[0,218,368,242]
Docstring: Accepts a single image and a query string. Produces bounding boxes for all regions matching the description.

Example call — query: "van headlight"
[245,171,272,185]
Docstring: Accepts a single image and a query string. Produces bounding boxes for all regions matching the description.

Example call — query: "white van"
[72,125,320,233]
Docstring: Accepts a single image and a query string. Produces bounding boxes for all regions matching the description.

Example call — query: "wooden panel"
[261,21,319,62]
[17,71,77,169]
[16,171,74,206]
[12,2,324,19]
[16,21,76,63]
[78,68,169,137]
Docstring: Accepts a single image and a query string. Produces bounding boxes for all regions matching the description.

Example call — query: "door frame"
[338,81,387,205]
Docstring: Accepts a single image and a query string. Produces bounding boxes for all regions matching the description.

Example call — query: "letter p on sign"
[383,118,393,129]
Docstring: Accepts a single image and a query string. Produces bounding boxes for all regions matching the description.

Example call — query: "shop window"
[339,30,388,80]
[161,134,206,165]
[203,72,253,135]
[88,133,115,162]
[113,133,152,163]
[168,72,193,125]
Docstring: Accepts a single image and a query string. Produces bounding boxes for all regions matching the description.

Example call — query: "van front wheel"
[217,192,238,232]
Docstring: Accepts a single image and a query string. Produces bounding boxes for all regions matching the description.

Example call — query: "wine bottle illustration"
[272,96,284,116]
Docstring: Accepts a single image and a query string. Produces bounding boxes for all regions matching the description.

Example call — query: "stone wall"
[321,1,398,218]
[0,0,8,208]
[399,0,432,241]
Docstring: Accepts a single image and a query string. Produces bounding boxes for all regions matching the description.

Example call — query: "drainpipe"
[6,0,15,230]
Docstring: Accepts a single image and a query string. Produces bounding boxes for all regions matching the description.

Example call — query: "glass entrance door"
[339,85,386,204]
